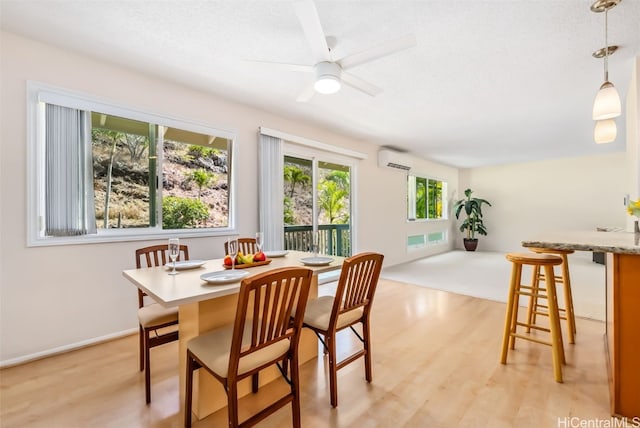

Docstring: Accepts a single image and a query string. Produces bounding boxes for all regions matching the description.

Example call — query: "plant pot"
[463,238,478,251]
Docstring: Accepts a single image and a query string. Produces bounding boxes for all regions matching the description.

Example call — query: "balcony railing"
[284,224,351,257]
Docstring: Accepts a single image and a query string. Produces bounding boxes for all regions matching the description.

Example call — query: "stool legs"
[544,265,564,382]
[560,254,577,337]
[500,263,521,364]
[508,279,521,351]
[525,265,541,334]
[500,258,564,383]
[526,255,576,344]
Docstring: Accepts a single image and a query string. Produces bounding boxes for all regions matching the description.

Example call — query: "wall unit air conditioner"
[378,149,412,171]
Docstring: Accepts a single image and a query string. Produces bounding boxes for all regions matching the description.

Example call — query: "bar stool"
[526,248,576,344]
[500,252,565,382]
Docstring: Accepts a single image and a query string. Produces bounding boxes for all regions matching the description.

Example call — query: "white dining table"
[123,250,344,420]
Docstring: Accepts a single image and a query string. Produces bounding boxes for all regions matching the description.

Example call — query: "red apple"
[223,255,233,266]
[254,251,266,262]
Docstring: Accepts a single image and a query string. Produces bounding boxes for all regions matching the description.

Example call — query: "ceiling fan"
[251,0,417,102]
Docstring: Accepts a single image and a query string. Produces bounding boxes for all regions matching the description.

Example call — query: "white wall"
[0,32,458,364]
[625,57,640,231]
[457,152,628,253]
[455,57,640,252]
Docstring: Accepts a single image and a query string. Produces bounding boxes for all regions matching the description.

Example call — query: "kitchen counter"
[522,230,640,254]
[521,231,639,419]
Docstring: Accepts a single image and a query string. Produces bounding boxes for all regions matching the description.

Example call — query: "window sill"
[27,227,236,247]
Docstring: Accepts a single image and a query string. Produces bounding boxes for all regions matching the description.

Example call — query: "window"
[258,127,365,258]
[407,174,447,221]
[407,231,448,250]
[283,155,352,257]
[27,82,235,246]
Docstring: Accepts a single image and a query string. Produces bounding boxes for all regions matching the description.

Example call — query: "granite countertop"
[522,230,640,255]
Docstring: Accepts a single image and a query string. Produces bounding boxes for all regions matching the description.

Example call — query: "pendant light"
[591,0,622,121]
[594,119,617,144]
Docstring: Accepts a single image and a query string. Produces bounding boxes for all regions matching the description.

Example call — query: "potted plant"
[454,188,492,251]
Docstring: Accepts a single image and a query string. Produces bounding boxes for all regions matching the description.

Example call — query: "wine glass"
[227,238,238,271]
[255,232,264,253]
[168,238,180,275]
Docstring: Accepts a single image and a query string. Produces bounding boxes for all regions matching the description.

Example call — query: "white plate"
[200,270,249,284]
[165,260,206,270]
[299,256,334,266]
[264,250,289,258]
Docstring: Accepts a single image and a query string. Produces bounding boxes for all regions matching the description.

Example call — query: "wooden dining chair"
[185,266,313,428]
[224,237,257,256]
[301,252,384,407]
[135,243,189,404]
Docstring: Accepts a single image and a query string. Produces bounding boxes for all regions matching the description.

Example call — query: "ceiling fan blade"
[341,72,383,97]
[243,59,314,73]
[293,0,331,62]
[338,34,417,70]
[296,84,316,102]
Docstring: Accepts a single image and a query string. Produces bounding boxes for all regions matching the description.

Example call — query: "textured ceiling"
[2,0,639,168]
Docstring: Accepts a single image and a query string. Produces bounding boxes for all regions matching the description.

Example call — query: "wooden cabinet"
[523,231,639,419]
[605,253,640,418]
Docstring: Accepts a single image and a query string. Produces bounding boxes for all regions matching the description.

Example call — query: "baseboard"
[0,328,138,368]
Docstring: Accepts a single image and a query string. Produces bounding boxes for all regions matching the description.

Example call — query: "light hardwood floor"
[0,279,611,428]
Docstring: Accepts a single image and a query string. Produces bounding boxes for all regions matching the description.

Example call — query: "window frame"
[283,141,359,256]
[280,141,358,283]
[27,81,238,247]
[407,231,448,250]
[407,173,448,222]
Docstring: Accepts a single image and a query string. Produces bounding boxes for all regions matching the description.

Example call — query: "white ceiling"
[2,0,639,168]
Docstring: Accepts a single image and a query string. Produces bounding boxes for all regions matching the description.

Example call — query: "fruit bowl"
[223,259,272,269]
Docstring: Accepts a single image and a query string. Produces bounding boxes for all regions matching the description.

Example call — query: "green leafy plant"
[318,180,348,224]
[283,165,311,197]
[454,188,492,239]
[162,196,209,229]
[324,170,350,191]
[188,145,219,158]
[283,196,295,225]
[188,168,216,200]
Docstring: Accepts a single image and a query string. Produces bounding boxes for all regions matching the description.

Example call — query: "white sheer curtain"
[45,104,97,236]
[258,133,284,251]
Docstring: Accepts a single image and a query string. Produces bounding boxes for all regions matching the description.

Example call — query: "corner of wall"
[625,56,640,232]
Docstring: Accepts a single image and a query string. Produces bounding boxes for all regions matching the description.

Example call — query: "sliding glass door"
[283,154,352,257]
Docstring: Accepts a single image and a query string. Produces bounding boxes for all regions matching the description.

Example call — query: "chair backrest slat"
[135,244,189,307]
[265,283,278,342]
[229,267,312,376]
[136,244,189,268]
[333,253,384,320]
[225,238,257,256]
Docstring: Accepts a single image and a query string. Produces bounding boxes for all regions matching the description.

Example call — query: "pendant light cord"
[604,8,609,82]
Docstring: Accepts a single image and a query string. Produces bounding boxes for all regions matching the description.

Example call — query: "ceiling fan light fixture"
[314,61,341,94]
[594,119,617,144]
[314,76,341,94]
[592,81,621,120]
